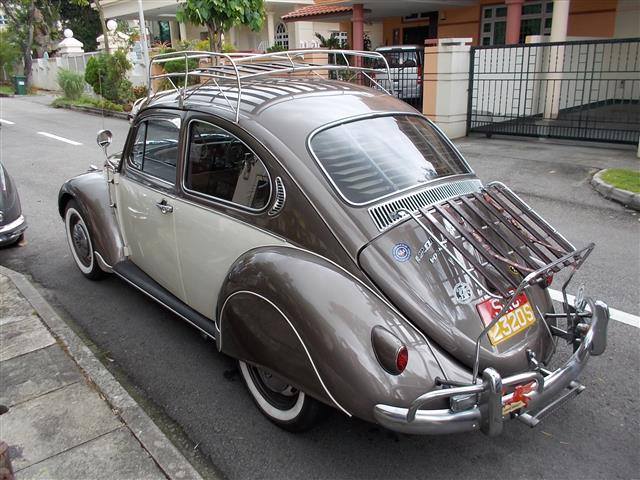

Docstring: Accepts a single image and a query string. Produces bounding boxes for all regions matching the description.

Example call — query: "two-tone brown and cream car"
[58,50,609,435]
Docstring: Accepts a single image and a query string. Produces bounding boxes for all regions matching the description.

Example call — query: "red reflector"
[545,274,554,287]
[396,346,408,373]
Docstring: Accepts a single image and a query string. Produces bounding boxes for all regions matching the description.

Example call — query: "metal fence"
[467,38,640,144]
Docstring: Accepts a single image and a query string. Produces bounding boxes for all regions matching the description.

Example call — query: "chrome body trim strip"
[373,300,609,435]
[219,289,352,417]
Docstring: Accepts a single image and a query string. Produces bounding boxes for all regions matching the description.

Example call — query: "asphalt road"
[1,95,638,480]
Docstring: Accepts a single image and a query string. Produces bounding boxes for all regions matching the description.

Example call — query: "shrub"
[266,44,286,53]
[57,69,85,100]
[84,50,133,105]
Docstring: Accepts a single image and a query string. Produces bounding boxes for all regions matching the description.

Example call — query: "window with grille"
[275,22,289,49]
[481,1,553,46]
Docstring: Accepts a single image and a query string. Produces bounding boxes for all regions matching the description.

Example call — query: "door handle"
[156,200,173,214]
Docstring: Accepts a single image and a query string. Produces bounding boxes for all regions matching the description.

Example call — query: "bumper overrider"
[373,300,609,436]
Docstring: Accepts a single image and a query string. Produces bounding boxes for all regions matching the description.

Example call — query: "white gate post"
[422,38,472,139]
[543,0,571,119]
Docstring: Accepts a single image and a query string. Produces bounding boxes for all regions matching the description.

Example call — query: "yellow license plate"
[476,294,537,346]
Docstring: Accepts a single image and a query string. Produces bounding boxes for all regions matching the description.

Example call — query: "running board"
[517,381,586,427]
[113,260,217,340]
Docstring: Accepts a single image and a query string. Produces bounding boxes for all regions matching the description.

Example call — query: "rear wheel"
[64,200,105,280]
[238,360,324,432]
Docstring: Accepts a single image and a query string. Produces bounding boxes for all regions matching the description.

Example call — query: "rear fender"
[58,171,125,269]
[217,246,468,421]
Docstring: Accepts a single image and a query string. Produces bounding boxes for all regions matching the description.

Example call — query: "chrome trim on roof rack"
[148,49,394,123]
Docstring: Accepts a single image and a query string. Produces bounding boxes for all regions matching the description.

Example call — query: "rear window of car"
[309,115,471,205]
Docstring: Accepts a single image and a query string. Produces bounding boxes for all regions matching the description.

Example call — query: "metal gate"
[467,38,640,144]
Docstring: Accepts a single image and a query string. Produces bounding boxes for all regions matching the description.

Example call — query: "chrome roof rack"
[147,49,394,122]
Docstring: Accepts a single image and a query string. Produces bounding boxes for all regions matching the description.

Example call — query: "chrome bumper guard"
[373,300,609,436]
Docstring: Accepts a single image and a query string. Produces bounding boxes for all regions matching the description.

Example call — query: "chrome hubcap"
[71,221,91,266]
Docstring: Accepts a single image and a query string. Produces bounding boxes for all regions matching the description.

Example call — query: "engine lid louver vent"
[368,179,483,231]
[268,176,286,216]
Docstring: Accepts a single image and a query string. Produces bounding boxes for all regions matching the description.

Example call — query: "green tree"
[0,0,59,88]
[176,0,265,52]
[0,30,21,78]
[70,0,109,52]
[59,1,101,51]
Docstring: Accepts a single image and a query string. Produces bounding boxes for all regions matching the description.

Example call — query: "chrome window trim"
[125,114,182,188]
[218,289,351,417]
[181,118,273,214]
[306,111,475,208]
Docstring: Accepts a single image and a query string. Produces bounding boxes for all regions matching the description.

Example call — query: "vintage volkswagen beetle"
[58,50,609,434]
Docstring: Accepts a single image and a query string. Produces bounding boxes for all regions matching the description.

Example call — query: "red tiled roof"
[281,4,352,21]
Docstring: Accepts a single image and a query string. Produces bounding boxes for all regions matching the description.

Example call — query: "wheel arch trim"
[219,289,352,417]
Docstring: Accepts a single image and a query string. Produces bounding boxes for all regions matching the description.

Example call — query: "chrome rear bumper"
[373,300,610,436]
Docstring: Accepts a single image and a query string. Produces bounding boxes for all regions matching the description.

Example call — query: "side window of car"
[184,120,271,210]
[128,117,180,184]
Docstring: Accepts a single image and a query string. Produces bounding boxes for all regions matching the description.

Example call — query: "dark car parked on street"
[0,161,27,247]
[58,50,609,435]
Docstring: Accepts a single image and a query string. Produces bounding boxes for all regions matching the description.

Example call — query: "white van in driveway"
[374,45,424,107]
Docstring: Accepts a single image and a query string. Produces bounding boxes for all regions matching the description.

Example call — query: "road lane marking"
[0,119,15,125]
[37,131,82,146]
[549,288,639,328]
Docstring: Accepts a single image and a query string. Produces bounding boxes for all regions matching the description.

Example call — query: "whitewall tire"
[238,360,325,431]
[64,201,105,280]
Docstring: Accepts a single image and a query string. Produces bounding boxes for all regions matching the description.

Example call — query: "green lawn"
[601,168,640,194]
[0,85,15,95]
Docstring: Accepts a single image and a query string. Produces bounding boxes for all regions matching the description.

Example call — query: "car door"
[116,114,186,301]
[171,117,286,319]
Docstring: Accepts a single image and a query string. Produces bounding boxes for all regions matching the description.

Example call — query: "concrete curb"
[52,103,130,120]
[591,170,640,211]
[0,266,205,480]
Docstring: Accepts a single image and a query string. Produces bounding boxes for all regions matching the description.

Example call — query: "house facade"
[99,0,372,51]
[284,0,639,50]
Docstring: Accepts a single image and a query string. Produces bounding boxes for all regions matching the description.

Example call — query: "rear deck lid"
[359,183,586,376]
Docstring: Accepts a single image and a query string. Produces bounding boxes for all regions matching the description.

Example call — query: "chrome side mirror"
[96,129,113,155]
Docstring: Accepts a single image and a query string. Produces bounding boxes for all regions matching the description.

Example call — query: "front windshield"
[309,115,471,204]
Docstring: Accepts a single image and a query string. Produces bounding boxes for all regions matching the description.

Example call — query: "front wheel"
[64,200,106,280]
[238,361,325,432]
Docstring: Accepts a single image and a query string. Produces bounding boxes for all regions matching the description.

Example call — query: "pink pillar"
[352,4,364,51]
[505,0,524,44]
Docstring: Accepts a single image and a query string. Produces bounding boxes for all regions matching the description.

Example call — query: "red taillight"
[417,65,422,85]
[396,346,408,373]
[545,274,554,287]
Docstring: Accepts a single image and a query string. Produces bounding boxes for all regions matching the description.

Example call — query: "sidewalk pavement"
[0,267,205,480]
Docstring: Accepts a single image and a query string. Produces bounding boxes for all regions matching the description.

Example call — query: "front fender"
[218,246,464,422]
[58,171,125,268]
